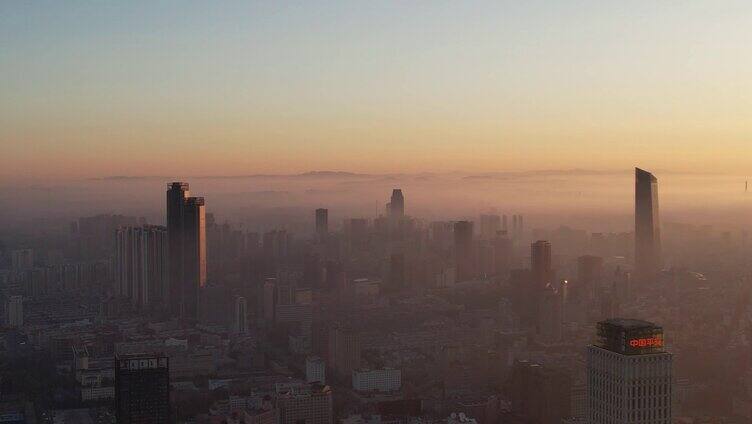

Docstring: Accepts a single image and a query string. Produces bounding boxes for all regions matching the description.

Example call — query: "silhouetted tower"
[389,189,405,218]
[531,240,553,289]
[454,221,475,281]
[166,182,206,319]
[315,208,329,237]
[167,182,189,317]
[634,168,661,281]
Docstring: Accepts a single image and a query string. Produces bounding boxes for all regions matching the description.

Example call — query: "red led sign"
[628,337,662,348]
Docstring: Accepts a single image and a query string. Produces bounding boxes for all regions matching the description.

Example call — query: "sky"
[2,1,752,181]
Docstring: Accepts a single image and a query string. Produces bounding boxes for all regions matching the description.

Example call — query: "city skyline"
[1,2,748,423]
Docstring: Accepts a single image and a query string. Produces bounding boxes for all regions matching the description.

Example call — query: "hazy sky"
[2,1,751,180]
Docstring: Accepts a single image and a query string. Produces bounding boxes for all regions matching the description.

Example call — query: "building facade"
[116,354,170,424]
[587,318,672,424]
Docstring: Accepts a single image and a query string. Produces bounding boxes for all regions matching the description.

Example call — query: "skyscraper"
[115,225,168,308]
[587,319,672,424]
[389,189,404,218]
[315,208,329,237]
[531,240,553,289]
[453,221,475,281]
[166,182,207,319]
[577,255,604,301]
[183,196,206,319]
[116,353,171,424]
[635,168,662,280]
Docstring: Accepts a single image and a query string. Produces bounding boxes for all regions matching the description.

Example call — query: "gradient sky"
[2,1,751,180]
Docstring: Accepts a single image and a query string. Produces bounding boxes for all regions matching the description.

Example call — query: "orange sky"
[3,1,752,181]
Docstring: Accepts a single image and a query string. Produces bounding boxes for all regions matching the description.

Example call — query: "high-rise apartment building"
[276,383,333,424]
[306,356,326,384]
[116,353,170,424]
[315,208,329,237]
[166,182,206,319]
[587,319,672,424]
[327,325,361,378]
[6,295,23,328]
[454,221,475,281]
[635,168,662,281]
[11,249,34,273]
[115,225,168,308]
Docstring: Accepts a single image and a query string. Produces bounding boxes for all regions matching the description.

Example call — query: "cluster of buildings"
[1,168,749,423]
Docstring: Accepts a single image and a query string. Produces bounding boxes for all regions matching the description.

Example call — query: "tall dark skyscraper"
[635,167,661,280]
[166,182,206,319]
[531,240,553,289]
[183,196,206,318]
[116,353,170,424]
[315,208,328,237]
[454,220,475,281]
[167,182,189,317]
[389,189,404,218]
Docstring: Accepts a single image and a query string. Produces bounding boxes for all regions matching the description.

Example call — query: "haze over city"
[2,2,752,424]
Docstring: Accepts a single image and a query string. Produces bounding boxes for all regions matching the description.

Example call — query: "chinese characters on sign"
[629,337,663,348]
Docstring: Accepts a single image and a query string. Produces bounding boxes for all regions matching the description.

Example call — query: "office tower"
[115,225,168,308]
[5,295,23,328]
[389,189,405,218]
[502,215,508,231]
[479,214,501,240]
[635,168,662,280]
[587,319,672,424]
[166,183,206,319]
[315,208,329,237]
[167,182,189,316]
[388,253,405,293]
[454,221,475,281]
[234,296,248,335]
[577,255,604,300]
[493,231,513,277]
[306,356,326,384]
[116,354,170,424]
[327,326,361,378]
[538,287,562,343]
[11,249,34,273]
[531,240,553,289]
[182,196,206,318]
[276,383,333,424]
[263,278,277,324]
